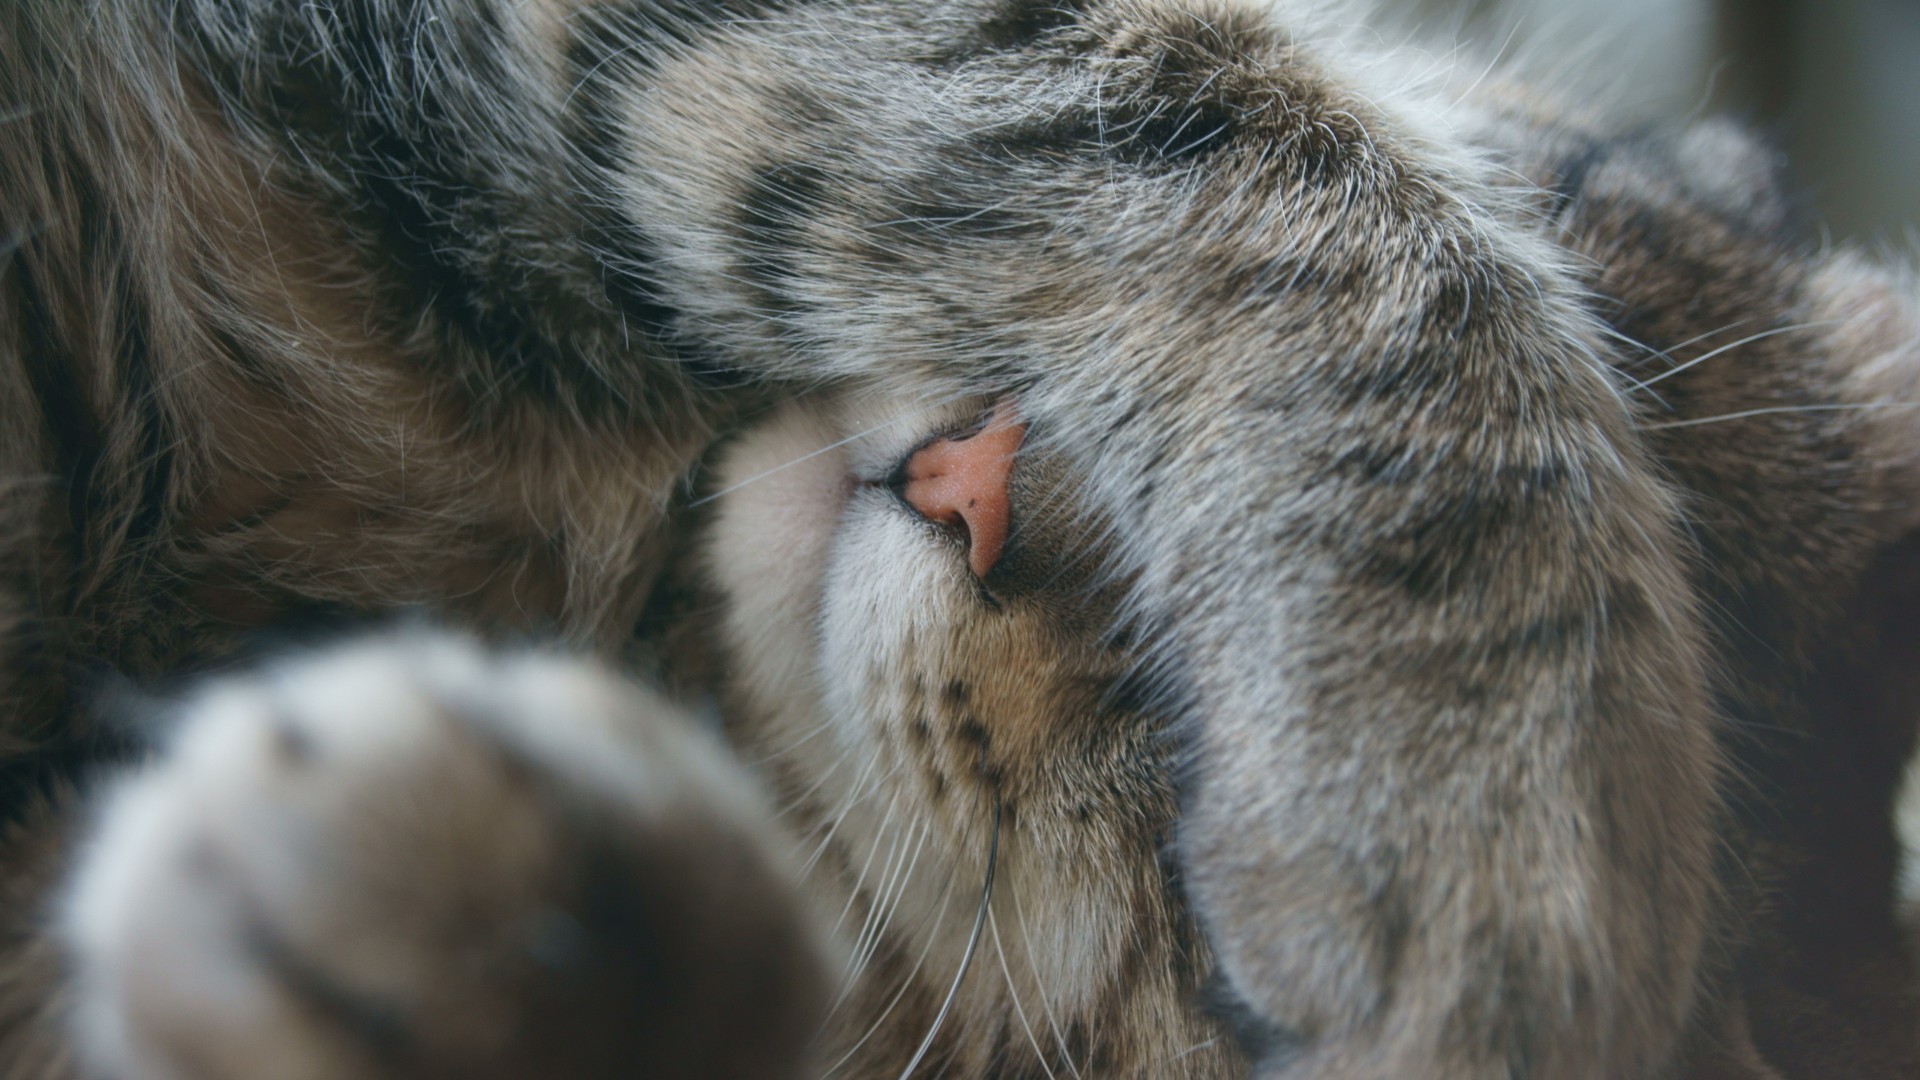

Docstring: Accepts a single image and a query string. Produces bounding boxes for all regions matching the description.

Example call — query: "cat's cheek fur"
[706,402,853,731]
[63,634,832,1080]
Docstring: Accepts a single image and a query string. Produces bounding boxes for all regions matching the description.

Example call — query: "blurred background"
[1389,0,1920,243]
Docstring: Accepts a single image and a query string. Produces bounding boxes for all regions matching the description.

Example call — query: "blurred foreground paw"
[64,632,829,1080]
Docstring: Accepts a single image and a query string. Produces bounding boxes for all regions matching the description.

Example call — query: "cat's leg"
[62,632,830,1080]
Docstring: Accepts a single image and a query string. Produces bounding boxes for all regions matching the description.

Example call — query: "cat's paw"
[64,632,828,1080]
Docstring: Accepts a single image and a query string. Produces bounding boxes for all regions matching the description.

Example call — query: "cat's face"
[696,390,1235,1075]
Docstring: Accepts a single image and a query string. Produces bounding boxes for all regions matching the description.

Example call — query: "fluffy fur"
[0,0,1917,1076]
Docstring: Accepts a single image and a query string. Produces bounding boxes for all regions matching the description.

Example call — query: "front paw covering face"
[62,635,831,1080]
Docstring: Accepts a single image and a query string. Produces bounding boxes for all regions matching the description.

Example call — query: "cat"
[3,0,1920,1076]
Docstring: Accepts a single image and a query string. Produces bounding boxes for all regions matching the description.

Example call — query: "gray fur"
[0,0,1916,1076]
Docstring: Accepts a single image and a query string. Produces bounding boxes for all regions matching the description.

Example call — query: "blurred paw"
[65,632,828,1080]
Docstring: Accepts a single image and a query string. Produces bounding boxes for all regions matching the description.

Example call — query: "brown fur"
[0,0,1914,1076]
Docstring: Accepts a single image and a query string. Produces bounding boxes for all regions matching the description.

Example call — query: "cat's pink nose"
[901,402,1026,578]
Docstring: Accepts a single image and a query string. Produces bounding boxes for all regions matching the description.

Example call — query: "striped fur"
[1,0,1917,1076]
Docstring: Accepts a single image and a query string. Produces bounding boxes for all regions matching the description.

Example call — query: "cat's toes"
[64,633,829,1080]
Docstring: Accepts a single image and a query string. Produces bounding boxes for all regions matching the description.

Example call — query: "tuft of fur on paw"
[63,632,829,1080]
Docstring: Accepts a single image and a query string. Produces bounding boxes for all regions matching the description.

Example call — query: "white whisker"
[798,752,889,873]
[691,388,982,506]
[1654,316,1762,359]
[988,907,1058,1080]
[829,808,909,1015]
[1597,324,1675,371]
[827,783,900,945]
[1160,1036,1222,1065]
[1010,883,1081,1078]
[1626,321,1840,394]
[897,805,1001,1080]
[691,419,906,507]
[1449,16,1523,108]
[775,752,847,822]
[748,716,838,765]
[1641,400,1920,431]
[847,816,935,990]
[820,870,961,1077]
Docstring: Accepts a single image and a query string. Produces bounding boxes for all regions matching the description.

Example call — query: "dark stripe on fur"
[13,264,102,562]
[962,98,1240,168]
[105,279,173,568]
[736,162,831,320]
[563,2,800,382]
[13,254,172,583]
[1201,975,1306,1066]
[177,0,665,416]
[1544,135,1616,224]
[937,0,1094,62]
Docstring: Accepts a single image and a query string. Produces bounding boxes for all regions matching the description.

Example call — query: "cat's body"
[1,0,1918,1076]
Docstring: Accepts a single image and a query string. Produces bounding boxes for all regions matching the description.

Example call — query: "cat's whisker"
[690,420,905,507]
[1655,316,1764,360]
[1161,1037,1223,1065]
[847,815,935,991]
[1641,400,1920,431]
[773,745,851,821]
[1589,320,1681,409]
[799,756,904,882]
[1586,314,1763,412]
[896,803,1001,1080]
[831,787,904,948]
[1448,16,1524,109]
[693,388,984,507]
[1594,325,1677,375]
[1009,880,1083,1078]
[988,907,1060,1080]
[826,848,914,1021]
[1626,321,1841,394]
[802,755,884,882]
[819,868,962,1077]
[832,826,909,1013]
[557,26,638,113]
[747,715,837,766]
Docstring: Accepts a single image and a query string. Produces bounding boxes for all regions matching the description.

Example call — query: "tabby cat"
[2,0,1918,1076]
